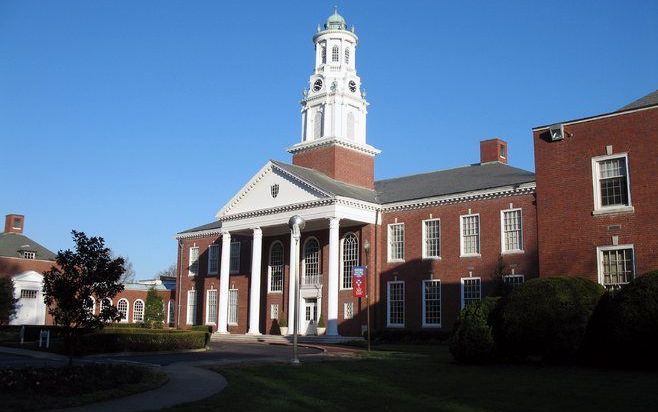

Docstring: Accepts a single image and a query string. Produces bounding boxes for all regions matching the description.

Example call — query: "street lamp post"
[288,215,305,365]
[364,239,371,352]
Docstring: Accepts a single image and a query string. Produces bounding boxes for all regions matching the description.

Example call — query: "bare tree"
[156,263,176,279]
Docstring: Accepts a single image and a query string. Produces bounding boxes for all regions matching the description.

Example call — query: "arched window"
[321,45,326,64]
[117,298,129,322]
[100,298,112,313]
[345,47,350,65]
[314,110,323,139]
[168,300,175,325]
[341,233,359,289]
[86,297,96,314]
[332,45,339,62]
[346,112,355,141]
[303,238,320,285]
[133,299,144,323]
[269,241,284,292]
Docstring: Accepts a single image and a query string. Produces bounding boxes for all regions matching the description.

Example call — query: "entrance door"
[302,298,318,335]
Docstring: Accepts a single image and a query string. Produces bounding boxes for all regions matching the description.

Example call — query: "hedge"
[77,330,209,354]
[450,297,498,364]
[492,277,604,362]
[368,329,452,344]
[583,271,658,367]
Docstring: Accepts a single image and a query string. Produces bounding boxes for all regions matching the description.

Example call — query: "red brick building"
[534,90,658,287]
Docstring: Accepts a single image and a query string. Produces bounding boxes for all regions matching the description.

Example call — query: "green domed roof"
[324,8,346,30]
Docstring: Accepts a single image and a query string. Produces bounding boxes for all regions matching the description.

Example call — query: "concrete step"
[211,333,363,345]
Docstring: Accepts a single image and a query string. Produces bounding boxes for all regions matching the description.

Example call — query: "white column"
[327,217,340,336]
[287,231,296,333]
[247,227,262,335]
[218,231,231,334]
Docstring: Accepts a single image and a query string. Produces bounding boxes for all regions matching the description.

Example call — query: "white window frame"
[500,208,524,254]
[88,297,96,315]
[22,251,36,260]
[133,299,145,323]
[344,302,354,320]
[206,289,218,325]
[117,298,129,323]
[208,244,219,275]
[302,237,321,286]
[597,244,635,289]
[167,300,175,325]
[502,274,525,288]
[340,232,359,290]
[422,280,441,328]
[186,290,197,325]
[386,281,405,328]
[100,298,112,313]
[188,246,199,277]
[387,223,405,263]
[591,153,634,215]
[422,219,441,259]
[228,289,238,325]
[229,241,241,274]
[270,304,279,320]
[460,214,481,257]
[460,277,482,308]
[267,241,284,293]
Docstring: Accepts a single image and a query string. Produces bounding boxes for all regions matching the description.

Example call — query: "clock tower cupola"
[289,9,380,189]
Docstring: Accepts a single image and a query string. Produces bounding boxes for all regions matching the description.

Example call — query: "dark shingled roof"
[272,160,379,203]
[0,232,56,260]
[618,90,658,112]
[178,160,535,234]
[375,162,535,204]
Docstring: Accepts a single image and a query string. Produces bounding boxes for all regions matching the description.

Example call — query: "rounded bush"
[492,277,604,362]
[584,271,658,367]
[450,297,498,364]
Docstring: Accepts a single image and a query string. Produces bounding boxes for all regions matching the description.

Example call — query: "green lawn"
[168,345,658,412]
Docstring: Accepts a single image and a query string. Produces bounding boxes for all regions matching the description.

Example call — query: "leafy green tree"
[144,286,165,328]
[0,277,18,325]
[43,231,125,360]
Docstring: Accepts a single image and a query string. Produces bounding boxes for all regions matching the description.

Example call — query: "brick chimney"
[4,214,24,234]
[480,139,508,164]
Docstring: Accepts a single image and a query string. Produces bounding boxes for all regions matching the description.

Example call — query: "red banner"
[353,266,366,298]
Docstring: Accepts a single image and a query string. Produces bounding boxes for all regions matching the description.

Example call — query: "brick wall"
[534,107,658,281]
[292,144,375,188]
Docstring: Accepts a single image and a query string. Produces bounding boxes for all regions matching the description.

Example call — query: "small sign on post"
[353,266,366,298]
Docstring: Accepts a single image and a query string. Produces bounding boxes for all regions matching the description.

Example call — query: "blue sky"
[1,1,656,278]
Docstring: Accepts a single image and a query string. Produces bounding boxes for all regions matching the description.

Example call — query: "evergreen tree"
[0,277,18,325]
[144,286,164,328]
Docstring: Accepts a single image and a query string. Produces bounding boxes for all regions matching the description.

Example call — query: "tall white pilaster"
[218,231,231,334]
[327,217,340,336]
[247,227,262,335]
[287,231,296,332]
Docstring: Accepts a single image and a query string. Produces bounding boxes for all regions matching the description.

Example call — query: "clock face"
[313,79,323,92]
[349,80,357,93]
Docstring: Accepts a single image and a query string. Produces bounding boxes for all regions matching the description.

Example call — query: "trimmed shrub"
[583,271,658,367]
[449,297,498,364]
[77,330,208,354]
[369,329,451,344]
[190,325,213,333]
[492,277,604,362]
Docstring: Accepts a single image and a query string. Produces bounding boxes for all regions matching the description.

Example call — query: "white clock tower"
[289,9,380,189]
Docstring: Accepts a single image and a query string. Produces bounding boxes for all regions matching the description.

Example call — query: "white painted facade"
[10,271,46,325]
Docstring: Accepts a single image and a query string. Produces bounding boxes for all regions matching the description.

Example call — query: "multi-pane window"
[461,214,480,255]
[345,47,350,64]
[133,300,144,322]
[388,223,405,261]
[332,45,339,62]
[422,280,441,327]
[20,289,37,299]
[423,219,441,259]
[596,157,630,208]
[206,289,218,324]
[168,300,175,325]
[387,281,405,327]
[208,245,219,275]
[269,242,284,292]
[303,238,320,285]
[188,247,199,276]
[321,45,326,64]
[100,298,111,313]
[270,304,279,320]
[22,251,36,260]
[503,275,525,289]
[230,242,241,273]
[187,290,197,325]
[502,210,523,252]
[228,289,238,325]
[599,247,635,289]
[117,299,128,321]
[341,233,359,289]
[461,278,481,307]
[344,302,354,320]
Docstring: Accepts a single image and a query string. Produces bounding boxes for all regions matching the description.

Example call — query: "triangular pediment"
[12,270,44,283]
[216,161,331,218]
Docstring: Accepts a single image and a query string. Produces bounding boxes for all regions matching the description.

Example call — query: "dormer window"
[22,251,36,260]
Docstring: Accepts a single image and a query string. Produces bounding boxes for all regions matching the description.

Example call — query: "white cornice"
[220,199,334,222]
[175,227,223,240]
[288,138,381,156]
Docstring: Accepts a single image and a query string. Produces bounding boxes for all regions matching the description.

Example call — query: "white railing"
[302,273,323,287]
